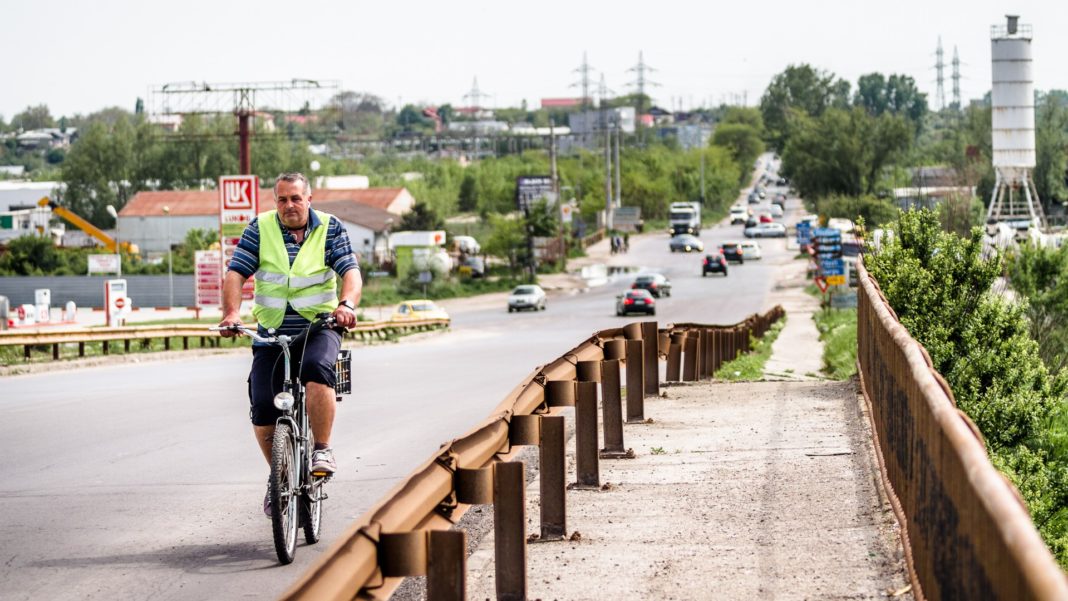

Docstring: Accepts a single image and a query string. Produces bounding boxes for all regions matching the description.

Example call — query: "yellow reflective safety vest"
[252,210,338,329]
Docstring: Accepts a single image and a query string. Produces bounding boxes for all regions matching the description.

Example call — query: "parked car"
[507,284,547,312]
[702,253,729,277]
[632,273,672,297]
[769,204,784,218]
[729,205,749,225]
[669,234,704,253]
[390,299,450,321]
[458,256,485,278]
[616,289,656,316]
[739,240,763,259]
[744,222,787,238]
[720,242,745,264]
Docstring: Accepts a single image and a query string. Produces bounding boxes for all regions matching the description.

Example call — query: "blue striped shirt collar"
[273,208,324,236]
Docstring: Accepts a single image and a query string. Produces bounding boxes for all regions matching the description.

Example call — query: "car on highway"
[390,299,450,321]
[769,204,784,218]
[729,205,749,225]
[744,222,787,238]
[507,284,547,312]
[632,273,672,297]
[747,191,760,204]
[744,216,758,229]
[720,242,745,264]
[772,193,787,207]
[756,186,767,199]
[739,240,763,259]
[616,289,656,316]
[702,253,729,277]
[758,212,774,223]
[669,234,704,253]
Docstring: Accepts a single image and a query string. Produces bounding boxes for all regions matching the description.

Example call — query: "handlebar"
[209,313,337,347]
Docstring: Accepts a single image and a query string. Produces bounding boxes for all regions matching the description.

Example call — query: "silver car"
[507,285,547,312]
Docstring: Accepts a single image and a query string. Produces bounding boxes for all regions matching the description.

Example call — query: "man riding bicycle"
[218,172,362,516]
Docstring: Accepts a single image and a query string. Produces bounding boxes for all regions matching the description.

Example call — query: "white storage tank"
[990,14,1036,179]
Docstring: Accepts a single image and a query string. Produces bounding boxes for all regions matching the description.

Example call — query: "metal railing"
[856,259,1068,601]
[281,307,784,601]
[0,319,450,362]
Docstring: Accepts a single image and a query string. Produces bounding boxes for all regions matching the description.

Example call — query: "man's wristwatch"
[338,300,355,312]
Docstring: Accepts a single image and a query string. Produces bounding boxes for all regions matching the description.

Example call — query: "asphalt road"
[0,170,803,600]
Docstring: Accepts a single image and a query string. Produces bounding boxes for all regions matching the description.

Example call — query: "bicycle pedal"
[311,471,333,480]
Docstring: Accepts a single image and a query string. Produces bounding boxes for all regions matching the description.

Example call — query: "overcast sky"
[4,0,1065,120]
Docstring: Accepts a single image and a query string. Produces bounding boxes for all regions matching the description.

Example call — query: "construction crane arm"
[36,196,123,253]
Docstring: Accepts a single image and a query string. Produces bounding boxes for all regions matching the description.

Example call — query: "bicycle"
[211,314,352,564]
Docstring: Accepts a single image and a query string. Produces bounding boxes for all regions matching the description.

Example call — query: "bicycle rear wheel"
[270,423,299,564]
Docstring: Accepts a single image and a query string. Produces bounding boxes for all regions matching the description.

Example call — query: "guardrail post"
[666,332,685,382]
[641,321,659,396]
[427,530,465,601]
[701,329,713,379]
[625,340,644,422]
[540,415,566,540]
[600,358,627,457]
[494,461,527,601]
[683,332,699,381]
[574,381,600,489]
[545,380,576,408]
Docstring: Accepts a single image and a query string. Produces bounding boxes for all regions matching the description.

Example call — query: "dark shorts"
[247,329,342,426]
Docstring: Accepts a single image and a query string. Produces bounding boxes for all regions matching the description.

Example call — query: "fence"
[281,306,784,601]
[0,275,196,308]
[856,259,1068,600]
[0,319,450,362]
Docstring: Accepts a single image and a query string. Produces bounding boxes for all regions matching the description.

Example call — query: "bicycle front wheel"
[270,423,299,564]
[301,477,323,545]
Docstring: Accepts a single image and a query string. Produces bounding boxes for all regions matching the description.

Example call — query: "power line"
[570,52,594,109]
[934,37,946,111]
[627,50,659,114]
[951,45,962,111]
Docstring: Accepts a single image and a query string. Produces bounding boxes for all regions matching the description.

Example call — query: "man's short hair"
[274,172,311,196]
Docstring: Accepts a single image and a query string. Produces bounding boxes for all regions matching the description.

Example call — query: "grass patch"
[814,307,857,380]
[714,318,786,381]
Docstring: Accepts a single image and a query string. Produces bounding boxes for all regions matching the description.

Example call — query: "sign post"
[219,175,260,313]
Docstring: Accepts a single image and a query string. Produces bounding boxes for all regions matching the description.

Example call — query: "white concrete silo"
[986,15,1046,230]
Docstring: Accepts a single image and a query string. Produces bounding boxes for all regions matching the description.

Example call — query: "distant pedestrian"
[623,232,630,253]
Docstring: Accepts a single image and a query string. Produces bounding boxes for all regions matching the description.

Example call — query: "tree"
[782,107,911,199]
[398,202,444,231]
[818,194,899,227]
[1035,93,1068,204]
[711,123,765,182]
[720,106,764,131]
[760,64,851,151]
[11,104,55,131]
[855,73,927,134]
[483,214,526,275]
[458,173,478,212]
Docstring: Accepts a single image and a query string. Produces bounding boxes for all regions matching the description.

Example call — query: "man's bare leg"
[306,382,336,447]
[254,425,275,465]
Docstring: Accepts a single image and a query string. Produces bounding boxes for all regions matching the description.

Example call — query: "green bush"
[865,209,1068,565]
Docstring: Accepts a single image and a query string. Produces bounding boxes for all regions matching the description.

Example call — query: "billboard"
[219,175,260,301]
[515,176,556,212]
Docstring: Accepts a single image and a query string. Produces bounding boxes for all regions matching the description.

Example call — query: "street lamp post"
[106,205,121,277]
[163,205,173,307]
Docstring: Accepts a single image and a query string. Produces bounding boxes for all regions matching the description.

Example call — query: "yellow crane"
[36,197,137,253]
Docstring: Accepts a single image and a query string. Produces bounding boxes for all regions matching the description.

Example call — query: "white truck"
[668,201,701,236]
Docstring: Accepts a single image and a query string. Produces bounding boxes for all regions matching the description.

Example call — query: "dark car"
[744,216,758,229]
[669,234,704,253]
[632,273,672,297]
[616,289,656,316]
[702,253,729,277]
[720,242,744,264]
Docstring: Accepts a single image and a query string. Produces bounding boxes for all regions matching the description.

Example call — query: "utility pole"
[599,74,614,232]
[952,45,962,111]
[550,120,565,271]
[700,151,706,205]
[613,122,622,208]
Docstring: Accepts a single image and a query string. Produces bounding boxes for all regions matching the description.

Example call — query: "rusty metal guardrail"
[281,306,784,601]
[0,319,450,362]
[856,258,1068,601]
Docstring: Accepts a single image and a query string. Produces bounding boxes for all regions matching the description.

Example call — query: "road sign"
[195,250,223,308]
[88,254,121,275]
[219,176,260,302]
[560,203,574,224]
[826,275,847,286]
[819,258,845,276]
[796,221,812,246]
[515,175,556,211]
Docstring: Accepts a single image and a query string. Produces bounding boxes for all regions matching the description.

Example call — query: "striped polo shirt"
[227,209,359,344]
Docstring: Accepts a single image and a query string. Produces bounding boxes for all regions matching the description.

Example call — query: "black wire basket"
[334,349,352,396]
